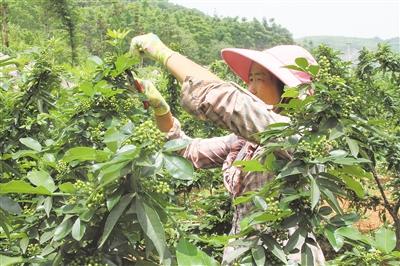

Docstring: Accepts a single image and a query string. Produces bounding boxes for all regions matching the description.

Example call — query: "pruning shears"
[125,70,149,109]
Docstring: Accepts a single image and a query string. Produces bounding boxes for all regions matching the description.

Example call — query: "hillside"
[296,36,399,61]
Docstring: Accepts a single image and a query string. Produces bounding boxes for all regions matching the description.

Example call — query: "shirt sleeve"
[180,77,290,143]
[166,117,237,169]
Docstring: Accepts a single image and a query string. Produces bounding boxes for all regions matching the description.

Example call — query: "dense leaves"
[0,1,399,265]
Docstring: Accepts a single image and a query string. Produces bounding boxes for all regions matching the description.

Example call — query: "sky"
[170,0,400,39]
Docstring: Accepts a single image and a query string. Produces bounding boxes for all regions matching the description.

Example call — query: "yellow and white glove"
[130,33,174,65]
[137,79,170,116]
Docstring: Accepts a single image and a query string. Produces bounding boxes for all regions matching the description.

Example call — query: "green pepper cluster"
[316,55,344,86]
[298,135,336,160]
[126,120,165,152]
[26,243,41,257]
[360,249,383,264]
[55,160,70,180]
[76,98,93,114]
[265,197,284,222]
[88,122,105,143]
[23,205,36,216]
[69,255,108,266]
[118,97,141,113]
[142,178,171,194]
[340,95,361,117]
[269,229,289,244]
[289,197,312,215]
[72,180,105,208]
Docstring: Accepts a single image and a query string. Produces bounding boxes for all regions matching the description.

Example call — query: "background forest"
[1,0,399,265]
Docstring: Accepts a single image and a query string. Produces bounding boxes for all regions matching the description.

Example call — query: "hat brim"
[221,48,307,87]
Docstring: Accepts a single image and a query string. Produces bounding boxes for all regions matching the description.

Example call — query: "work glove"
[130,33,174,66]
[136,79,170,116]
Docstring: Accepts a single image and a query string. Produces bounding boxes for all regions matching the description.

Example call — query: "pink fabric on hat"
[221,45,317,87]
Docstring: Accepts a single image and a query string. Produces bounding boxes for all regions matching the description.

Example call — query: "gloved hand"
[137,79,170,116]
[130,33,174,65]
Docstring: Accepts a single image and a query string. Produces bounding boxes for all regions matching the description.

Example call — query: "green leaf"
[284,226,306,253]
[233,159,266,172]
[59,182,76,193]
[251,246,265,266]
[19,137,42,152]
[0,211,10,238]
[345,137,359,158]
[309,175,320,210]
[264,153,277,171]
[79,209,96,222]
[341,175,365,198]
[136,197,172,265]
[249,210,291,225]
[27,170,57,192]
[163,154,194,180]
[176,239,219,266]
[106,192,122,211]
[0,255,24,266]
[320,188,343,215]
[329,150,348,158]
[233,194,253,205]
[332,157,370,165]
[20,237,29,253]
[54,216,73,241]
[295,57,309,68]
[281,88,299,98]
[98,161,130,187]
[301,243,314,266]
[375,227,396,253]
[72,218,86,241]
[79,81,95,96]
[114,54,137,76]
[163,138,191,153]
[63,147,111,163]
[0,180,51,195]
[284,65,304,71]
[0,196,22,214]
[324,227,344,252]
[12,150,39,160]
[253,196,268,211]
[330,213,360,227]
[329,123,345,140]
[95,145,140,172]
[340,165,373,179]
[89,55,103,65]
[43,197,52,217]
[103,127,129,152]
[336,226,363,241]
[262,235,287,264]
[319,206,332,216]
[308,65,320,76]
[98,193,135,248]
[277,161,305,178]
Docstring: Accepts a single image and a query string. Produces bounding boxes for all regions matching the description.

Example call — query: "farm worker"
[130,33,325,265]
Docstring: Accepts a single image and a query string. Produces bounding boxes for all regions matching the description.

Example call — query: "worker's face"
[248,62,281,105]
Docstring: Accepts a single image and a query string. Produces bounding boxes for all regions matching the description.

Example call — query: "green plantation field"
[1,1,399,265]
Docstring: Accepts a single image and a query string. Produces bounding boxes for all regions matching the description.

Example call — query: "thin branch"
[371,168,396,218]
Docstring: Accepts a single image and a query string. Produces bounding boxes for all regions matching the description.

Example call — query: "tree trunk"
[1,1,10,48]
[396,219,400,250]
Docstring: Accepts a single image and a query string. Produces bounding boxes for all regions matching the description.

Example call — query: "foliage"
[2,0,293,64]
[0,31,203,265]
[1,0,400,265]
[220,44,400,265]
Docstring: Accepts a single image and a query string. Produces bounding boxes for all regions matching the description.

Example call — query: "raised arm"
[130,33,221,83]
